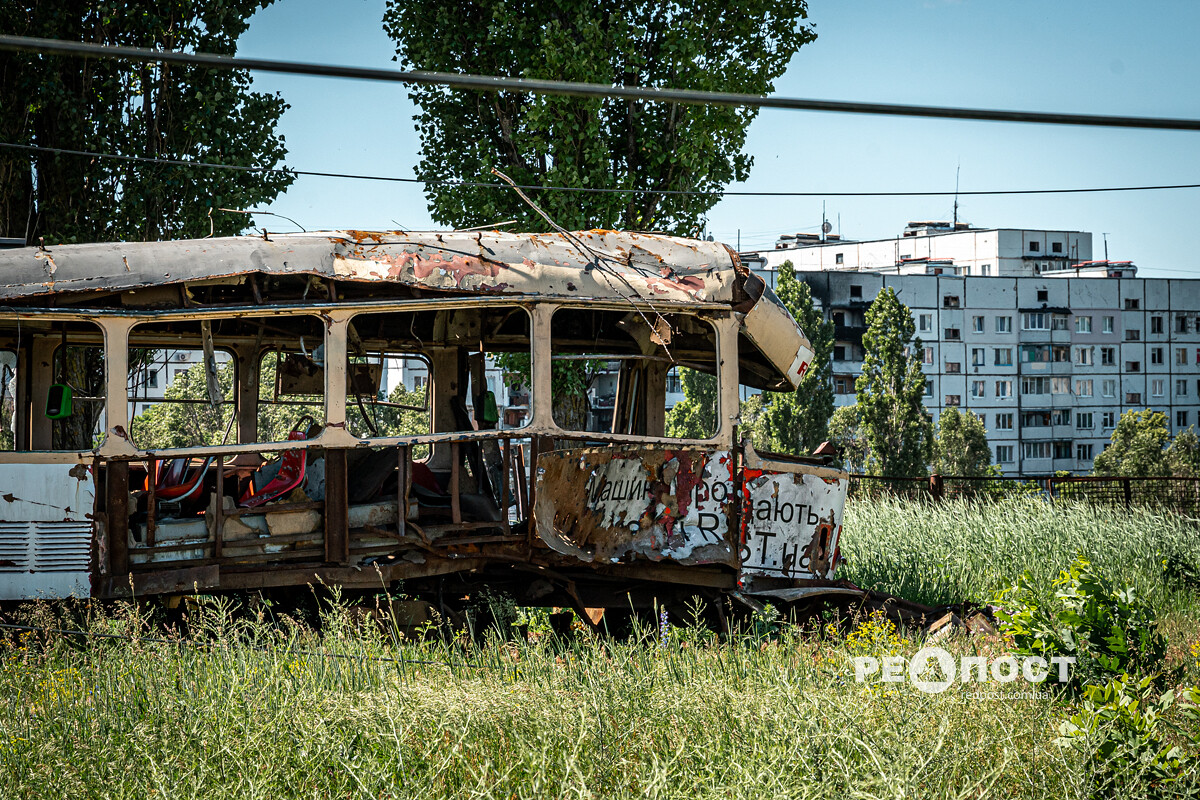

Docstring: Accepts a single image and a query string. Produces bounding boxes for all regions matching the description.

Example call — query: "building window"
[1075,379,1093,397]
[1052,377,1071,394]
[996,316,1012,334]
[919,313,932,332]
[1103,316,1115,333]
[1103,411,1116,428]
[1024,442,1052,460]
[972,348,985,366]
[1021,376,1049,395]
[1126,361,1142,373]
[1077,412,1094,430]
[1177,348,1189,366]
[666,371,682,393]
[1101,347,1115,366]
[835,253,844,264]
[943,295,960,308]
[1022,312,1048,330]
[1052,409,1072,427]
[1029,241,1041,253]
[923,347,934,365]
[833,375,853,395]
[972,316,984,334]
[1177,379,1188,397]
[832,311,845,326]
[996,413,1014,430]
[996,445,1014,463]
[1053,345,1071,362]
[833,346,846,361]
[971,381,985,399]
[1178,315,1190,334]
[994,348,1013,366]
[1125,329,1141,342]
[1124,298,1140,310]
[1075,316,1092,333]
[1075,347,1093,365]
[944,327,961,341]
[1102,379,1116,398]
[1052,242,1063,254]
[1052,314,1069,331]
[1023,344,1050,363]
[1152,347,1164,365]
[1126,392,1142,404]
[1152,379,1165,397]
[995,380,1012,398]
[981,263,992,276]
[945,362,962,374]
[924,381,934,397]
[945,395,961,406]
[1151,316,1164,334]
[850,285,862,299]
[1179,411,1190,428]
[1077,443,1093,461]
[1037,289,1049,302]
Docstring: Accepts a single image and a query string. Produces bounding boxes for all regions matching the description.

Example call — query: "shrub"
[994,557,1168,691]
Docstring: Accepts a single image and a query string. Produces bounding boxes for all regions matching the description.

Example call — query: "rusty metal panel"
[534,446,737,566]
[741,282,814,391]
[739,445,848,581]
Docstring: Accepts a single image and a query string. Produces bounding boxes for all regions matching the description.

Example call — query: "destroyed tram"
[0,230,849,619]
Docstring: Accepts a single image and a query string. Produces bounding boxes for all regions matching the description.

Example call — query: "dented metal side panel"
[0,463,95,600]
[739,445,848,581]
[534,446,737,566]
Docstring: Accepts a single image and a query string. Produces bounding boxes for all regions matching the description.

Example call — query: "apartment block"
[743,266,1200,474]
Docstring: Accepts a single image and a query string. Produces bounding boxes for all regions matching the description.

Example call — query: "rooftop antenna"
[952,162,961,227]
[1102,232,1109,261]
[821,201,832,242]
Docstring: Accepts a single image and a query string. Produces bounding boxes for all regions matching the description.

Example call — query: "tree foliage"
[1168,426,1200,478]
[747,261,834,456]
[382,1,816,233]
[665,368,717,439]
[855,288,931,478]
[0,1,293,244]
[1093,409,1200,478]
[827,404,867,473]
[932,407,992,477]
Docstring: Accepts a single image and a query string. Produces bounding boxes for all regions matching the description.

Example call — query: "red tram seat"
[155,457,214,503]
[238,418,313,509]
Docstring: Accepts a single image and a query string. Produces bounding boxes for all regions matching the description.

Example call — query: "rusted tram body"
[0,230,848,615]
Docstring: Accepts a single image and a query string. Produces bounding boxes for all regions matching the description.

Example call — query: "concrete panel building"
[744,238,1200,474]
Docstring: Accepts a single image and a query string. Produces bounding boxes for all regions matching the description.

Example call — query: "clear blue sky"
[238,0,1200,278]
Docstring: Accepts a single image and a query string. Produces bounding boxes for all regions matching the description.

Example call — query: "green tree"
[855,287,931,478]
[665,368,717,439]
[129,360,236,450]
[1093,409,1172,477]
[1167,425,1200,478]
[382,1,816,233]
[1,1,293,244]
[827,404,867,472]
[932,407,992,476]
[752,261,834,455]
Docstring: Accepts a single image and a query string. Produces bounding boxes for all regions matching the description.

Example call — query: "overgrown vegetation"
[5,498,1200,798]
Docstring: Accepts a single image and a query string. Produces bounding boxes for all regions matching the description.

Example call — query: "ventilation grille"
[0,521,92,572]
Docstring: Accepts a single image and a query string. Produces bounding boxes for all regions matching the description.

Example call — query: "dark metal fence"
[848,473,1200,516]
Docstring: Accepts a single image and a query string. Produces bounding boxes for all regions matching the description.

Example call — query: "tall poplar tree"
[855,287,931,478]
[754,261,834,455]
[382,1,817,234]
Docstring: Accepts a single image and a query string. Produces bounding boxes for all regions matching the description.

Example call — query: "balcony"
[834,324,866,346]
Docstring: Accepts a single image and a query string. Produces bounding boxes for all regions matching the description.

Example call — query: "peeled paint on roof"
[0,229,740,305]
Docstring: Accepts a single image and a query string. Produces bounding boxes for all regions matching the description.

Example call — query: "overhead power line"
[2,34,1200,132]
[5,141,1200,198]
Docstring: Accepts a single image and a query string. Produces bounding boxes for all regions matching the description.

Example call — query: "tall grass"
[3,498,1200,798]
[839,497,1200,611]
[0,600,1095,800]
